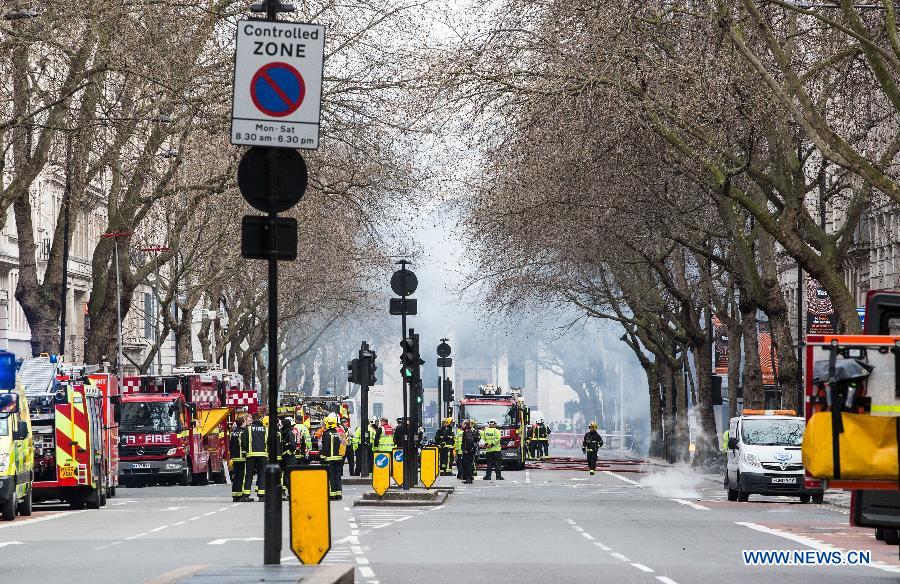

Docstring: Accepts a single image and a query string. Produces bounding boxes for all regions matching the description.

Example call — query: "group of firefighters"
[228,410,606,502]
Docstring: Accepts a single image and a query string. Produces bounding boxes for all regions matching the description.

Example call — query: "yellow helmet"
[444,417,453,425]
[589,421,597,430]
[325,417,338,429]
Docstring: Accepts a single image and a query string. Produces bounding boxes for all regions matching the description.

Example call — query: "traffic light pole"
[359,342,370,478]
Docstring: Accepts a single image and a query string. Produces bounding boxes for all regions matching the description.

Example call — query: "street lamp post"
[101,231,132,379]
[141,246,171,375]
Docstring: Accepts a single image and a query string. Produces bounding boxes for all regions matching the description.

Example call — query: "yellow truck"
[0,385,34,520]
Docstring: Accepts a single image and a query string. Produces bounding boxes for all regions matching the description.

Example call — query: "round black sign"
[390,268,417,296]
[237,146,308,213]
[437,342,451,357]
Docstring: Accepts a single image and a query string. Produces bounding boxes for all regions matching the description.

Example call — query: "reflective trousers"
[484,451,503,479]
[345,447,357,476]
[244,456,266,496]
[439,446,453,473]
[325,459,342,498]
[231,460,245,498]
[586,449,598,471]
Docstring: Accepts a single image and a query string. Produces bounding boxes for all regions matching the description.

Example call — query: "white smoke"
[638,464,704,499]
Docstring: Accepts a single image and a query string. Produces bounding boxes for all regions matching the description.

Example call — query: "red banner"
[713,316,729,375]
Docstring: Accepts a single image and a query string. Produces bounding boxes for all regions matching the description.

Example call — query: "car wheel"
[736,474,749,502]
[727,486,738,501]
[884,529,900,546]
[109,486,116,498]
[876,528,885,541]
[812,492,824,505]
[800,494,811,504]
[16,485,32,517]
[85,487,102,510]
[1,484,16,521]
[180,466,191,486]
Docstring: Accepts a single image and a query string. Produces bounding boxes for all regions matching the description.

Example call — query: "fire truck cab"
[458,385,530,470]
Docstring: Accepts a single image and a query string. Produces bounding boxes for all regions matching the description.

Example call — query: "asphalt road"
[2,450,899,583]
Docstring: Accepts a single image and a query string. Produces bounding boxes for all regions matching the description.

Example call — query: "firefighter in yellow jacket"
[321,416,343,500]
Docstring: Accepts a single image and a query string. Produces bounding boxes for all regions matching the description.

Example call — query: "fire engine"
[457,385,530,470]
[118,365,232,486]
[802,290,900,556]
[23,357,114,509]
[288,394,352,458]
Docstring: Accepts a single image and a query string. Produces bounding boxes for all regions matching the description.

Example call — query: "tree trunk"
[740,304,765,409]
[727,315,742,420]
[645,360,663,458]
[659,360,676,462]
[692,340,719,458]
[674,357,689,462]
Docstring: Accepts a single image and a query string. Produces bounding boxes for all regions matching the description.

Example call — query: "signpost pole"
[360,341,370,478]
[400,263,409,491]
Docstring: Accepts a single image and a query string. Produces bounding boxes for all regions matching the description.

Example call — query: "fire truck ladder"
[19,357,57,395]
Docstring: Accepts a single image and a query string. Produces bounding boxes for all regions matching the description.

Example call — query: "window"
[144,293,153,339]
[120,402,180,432]
[741,418,804,446]
[373,403,383,419]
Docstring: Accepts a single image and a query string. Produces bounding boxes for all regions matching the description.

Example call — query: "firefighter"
[582,421,604,475]
[482,418,504,480]
[242,411,268,501]
[454,420,464,479]
[470,420,481,478]
[344,419,358,476]
[435,417,455,476]
[280,416,297,498]
[296,419,312,463]
[535,417,551,459]
[229,414,248,502]
[321,415,343,500]
[461,421,476,484]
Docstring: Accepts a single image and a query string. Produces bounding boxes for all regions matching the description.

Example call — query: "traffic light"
[400,337,423,381]
[442,378,453,403]
[415,383,423,405]
[347,358,361,385]
[366,354,378,386]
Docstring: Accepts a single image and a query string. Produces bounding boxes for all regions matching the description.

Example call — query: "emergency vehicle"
[458,385,530,470]
[23,357,112,509]
[0,374,34,521]
[288,395,352,459]
[118,366,231,486]
[724,410,823,503]
[802,291,900,553]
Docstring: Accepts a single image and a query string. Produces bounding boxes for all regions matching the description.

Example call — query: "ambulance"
[725,409,824,503]
[0,352,34,520]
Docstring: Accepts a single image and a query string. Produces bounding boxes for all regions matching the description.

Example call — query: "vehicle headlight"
[0,453,9,473]
[166,448,179,456]
[743,452,761,467]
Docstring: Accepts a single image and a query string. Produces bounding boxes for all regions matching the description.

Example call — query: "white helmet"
[284,417,294,425]
[488,418,497,425]
[370,416,379,424]
[536,417,544,424]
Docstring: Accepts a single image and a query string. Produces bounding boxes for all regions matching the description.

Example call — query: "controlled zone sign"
[391,448,404,487]
[420,446,438,489]
[232,20,325,149]
[289,467,330,564]
[372,453,390,497]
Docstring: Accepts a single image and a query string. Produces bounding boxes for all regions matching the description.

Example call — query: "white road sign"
[231,20,325,150]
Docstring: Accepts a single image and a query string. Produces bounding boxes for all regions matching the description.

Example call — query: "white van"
[724,410,824,504]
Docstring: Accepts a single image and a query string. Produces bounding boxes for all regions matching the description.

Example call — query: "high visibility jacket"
[435,425,454,447]
[483,427,502,453]
[454,428,463,452]
[536,424,550,440]
[295,423,312,453]
[230,425,246,462]
[321,428,342,462]
[350,427,361,449]
[376,424,394,452]
[366,424,381,448]
[721,430,729,452]
[242,421,267,457]
[582,430,603,452]
[280,422,296,456]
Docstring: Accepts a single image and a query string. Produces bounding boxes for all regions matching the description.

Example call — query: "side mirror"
[0,392,18,415]
[13,420,28,440]
[727,437,738,450]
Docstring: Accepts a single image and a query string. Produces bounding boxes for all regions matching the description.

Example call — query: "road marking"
[656,577,679,584]
[217,506,230,512]
[159,506,187,511]
[611,552,630,562]
[525,471,531,484]
[573,526,584,532]
[172,521,186,526]
[144,564,207,584]
[359,567,375,578]
[593,542,612,551]
[95,541,123,550]
[351,546,364,554]
[125,532,147,540]
[357,557,370,565]
[735,521,900,574]
[581,532,594,540]
[565,519,576,525]
[149,525,169,532]
[335,535,359,544]
[0,541,23,548]
[671,499,710,511]
[632,563,654,573]
[603,471,641,486]
[203,511,216,516]
[208,537,264,545]
[349,523,358,529]
[0,510,86,530]
[188,516,202,521]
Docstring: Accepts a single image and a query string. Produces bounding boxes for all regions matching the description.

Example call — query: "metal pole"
[115,239,124,381]
[400,265,409,491]
[619,364,624,450]
[154,257,160,374]
[360,342,370,477]
[797,265,804,412]
[263,144,282,565]
[59,133,72,358]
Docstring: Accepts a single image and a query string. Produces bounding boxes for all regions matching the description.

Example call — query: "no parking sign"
[232,20,325,149]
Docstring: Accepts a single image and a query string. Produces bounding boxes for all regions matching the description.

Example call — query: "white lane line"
[0,541,23,548]
[565,519,576,525]
[581,532,595,540]
[149,525,169,533]
[525,471,531,484]
[208,537,263,545]
[611,552,630,562]
[217,507,230,512]
[603,471,641,486]
[593,542,612,551]
[351,546,364,555]
[656,577,679,584]
[735,522,900,575]
[671,499,710,511]
[172,521,186,526]
[0,510,86,530]
[125,532,147,540]
[357,557,370,565]
[203,511,216,516]
[349,523,358,529]
[632,563,654,573]
[359,567,375,578]
[188,516,202,521]
[573,526,584,532]
[334,535,359,544]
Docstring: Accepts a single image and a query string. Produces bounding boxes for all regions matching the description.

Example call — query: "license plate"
[60,466,75,478]
[771,477,796,484]
[132,463,150,469]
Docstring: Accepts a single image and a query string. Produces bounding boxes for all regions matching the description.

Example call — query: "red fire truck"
[118,367,231,487]
[457,385,530,470]
[23,358,114,509]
